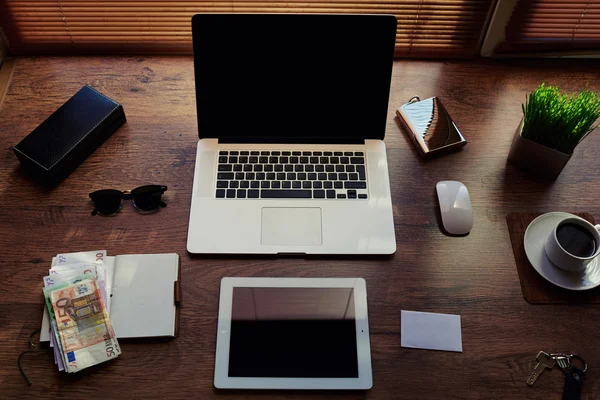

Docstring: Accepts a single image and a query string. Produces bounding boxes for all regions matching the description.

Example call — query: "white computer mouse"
[436,180,473,235]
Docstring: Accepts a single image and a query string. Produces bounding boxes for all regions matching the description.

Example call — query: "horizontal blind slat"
[13,21,482,28]
[17,26,483,32]
[10,10,487,16]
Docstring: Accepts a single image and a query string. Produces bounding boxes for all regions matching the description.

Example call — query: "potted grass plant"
[507,83,600,180]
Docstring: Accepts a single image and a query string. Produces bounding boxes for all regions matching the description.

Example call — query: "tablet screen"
[228,287,358,378]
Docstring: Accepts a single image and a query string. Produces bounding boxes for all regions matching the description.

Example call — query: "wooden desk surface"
[1,56,600,399]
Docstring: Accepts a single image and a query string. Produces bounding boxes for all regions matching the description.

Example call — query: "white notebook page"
[109,253,178,338]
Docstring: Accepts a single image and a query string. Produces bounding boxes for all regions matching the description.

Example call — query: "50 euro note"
[41,251,108,344]
[44,262,107,370]
[43,275,121,373]
[49,262,109,312]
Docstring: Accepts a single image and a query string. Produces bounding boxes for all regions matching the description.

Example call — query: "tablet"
[214,277,372,390]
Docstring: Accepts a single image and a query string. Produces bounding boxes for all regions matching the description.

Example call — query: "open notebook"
[41,253,180,342]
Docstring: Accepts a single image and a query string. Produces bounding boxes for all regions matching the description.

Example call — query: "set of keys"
[528,351,587,399]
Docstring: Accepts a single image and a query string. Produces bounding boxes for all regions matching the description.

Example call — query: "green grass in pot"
[521,83,600,154]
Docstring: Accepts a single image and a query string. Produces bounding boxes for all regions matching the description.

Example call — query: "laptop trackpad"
[261,207,323,246]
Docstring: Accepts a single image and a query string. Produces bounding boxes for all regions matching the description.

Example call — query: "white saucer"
[524,212,600,291]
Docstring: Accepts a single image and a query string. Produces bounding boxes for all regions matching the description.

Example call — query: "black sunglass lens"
[131,185,165,211]
[91,190,123,215]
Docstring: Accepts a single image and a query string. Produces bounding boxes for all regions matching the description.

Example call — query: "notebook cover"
[174,257,181,338]
[13,85,125,184]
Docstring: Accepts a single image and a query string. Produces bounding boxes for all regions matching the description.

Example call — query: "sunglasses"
[90,185,167,216]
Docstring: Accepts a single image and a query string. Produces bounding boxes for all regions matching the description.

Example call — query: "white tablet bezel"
[214,277,372,390]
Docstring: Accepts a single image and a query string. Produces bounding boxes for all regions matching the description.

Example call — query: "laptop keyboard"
[215,150,368,199]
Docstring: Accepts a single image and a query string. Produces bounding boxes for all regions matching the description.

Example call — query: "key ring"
[568,354,588,373]
[551,353,588,373]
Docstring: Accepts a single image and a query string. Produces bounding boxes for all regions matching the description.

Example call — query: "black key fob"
[562,367,585,400]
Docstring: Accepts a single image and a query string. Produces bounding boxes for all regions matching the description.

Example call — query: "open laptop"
[187,14,397,255]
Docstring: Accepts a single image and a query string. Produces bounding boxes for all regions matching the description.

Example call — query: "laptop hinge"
[217,137,365,145]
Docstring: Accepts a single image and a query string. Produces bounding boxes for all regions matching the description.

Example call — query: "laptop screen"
[192,14,397,143]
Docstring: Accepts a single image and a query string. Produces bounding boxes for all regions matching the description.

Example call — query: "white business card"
[401,310,463,352]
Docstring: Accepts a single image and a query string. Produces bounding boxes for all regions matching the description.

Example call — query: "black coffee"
[556,222,597,257]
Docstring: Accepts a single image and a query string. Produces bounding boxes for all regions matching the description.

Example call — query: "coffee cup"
[544,216,600,272]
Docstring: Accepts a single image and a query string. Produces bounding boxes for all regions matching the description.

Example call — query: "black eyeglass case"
[13,85,126,186]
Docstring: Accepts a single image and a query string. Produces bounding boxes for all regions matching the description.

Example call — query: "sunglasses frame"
[89,185,168,216]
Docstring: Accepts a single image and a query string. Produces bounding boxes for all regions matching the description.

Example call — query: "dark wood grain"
[1,56,600,399]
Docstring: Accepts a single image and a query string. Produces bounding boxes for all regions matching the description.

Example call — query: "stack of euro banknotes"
[43,250,121,373]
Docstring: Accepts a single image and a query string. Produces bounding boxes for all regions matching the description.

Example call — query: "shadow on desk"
[4,166,56,192]
[214,388,368,398]
[500,163,556,207]
[117,336,176,344]
[188,253,395,261]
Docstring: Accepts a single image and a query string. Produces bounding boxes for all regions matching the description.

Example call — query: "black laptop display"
[192,14,397,143]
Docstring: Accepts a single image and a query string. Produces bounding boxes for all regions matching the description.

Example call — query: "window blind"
[0,0,494,58]
[499,0,600,53]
